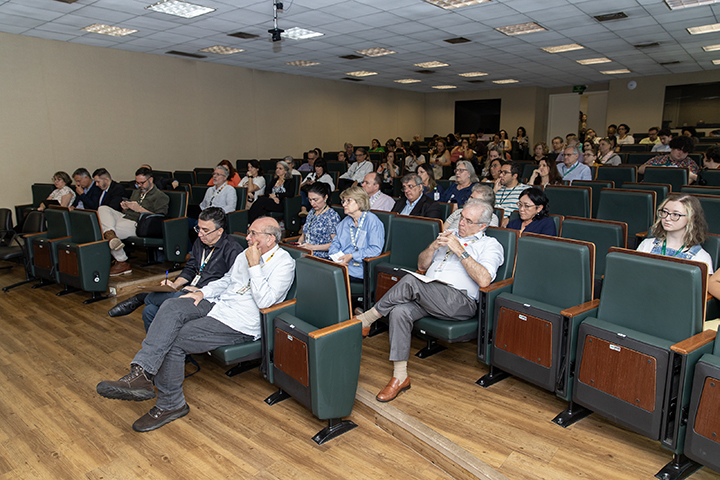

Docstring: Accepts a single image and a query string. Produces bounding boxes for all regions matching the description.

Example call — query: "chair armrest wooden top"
[308,318,360,339]
[259,298,297,314]
[561,299,600,317]
[364,251,391,263]
[478,277,514,294]
[671,330,717,355]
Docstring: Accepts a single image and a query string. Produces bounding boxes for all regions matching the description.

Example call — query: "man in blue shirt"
[391,174,442,219]
[557,146,592,183]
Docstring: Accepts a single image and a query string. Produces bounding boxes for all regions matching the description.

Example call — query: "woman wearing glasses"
[297,182,341,259]
[506,187,556,236]
[637,193,713,273]
[440,160,478,209]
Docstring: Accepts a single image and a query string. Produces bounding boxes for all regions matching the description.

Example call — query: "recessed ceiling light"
[199,46,244,55]
[414,61,449,68]
[283,27,323,40]
[665,0,720,9]
[146,0,215,18]
[355,47,396,57]
[395,79,421,84]
[493,79,519,84]
[432,85,457,89]
[82,24,137,36]
[495,22,546,36]
[687,22,720,35]
[703,44,720,51]
[601,69,631,74]
[458,72,488,77]
[286,60,320,67]
[424,0,490,9]
[576,57,612,65]
[542,43,584,53]
[713,59,720,65]
[346,71,377,77]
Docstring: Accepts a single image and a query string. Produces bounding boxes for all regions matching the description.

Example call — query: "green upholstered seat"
[437,202,453,221]
[679,185,720,196]
[626,153,656,164]
[571,180,613,218]
[596,188,656,248]
[560,216,627,281]
[595,166,637,187]
[623,182,670,204]
[642,166,689,192]
[234,187,247,212]
[14,183,55,224]
[173,170,195,185]
[226,209,248,235]
[30,207,71,284]
[124,191,189,264]
[691,194,720,235]
[195,171,213,184]
[697,169,720,186]
[544,185,591,218]
[189,185,209,206]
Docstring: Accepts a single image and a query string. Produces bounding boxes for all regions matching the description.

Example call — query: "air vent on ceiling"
[467,80,485,83]
[634,42,660,48]
[227,31,259,39]
[594,12,628,22]
[340,54,363,60]
[415,70,436,74]
[342,77,363,82]
[166,50,207,59]
[444,37,471,44]
[659,60,681,65]
[54,0,79,3]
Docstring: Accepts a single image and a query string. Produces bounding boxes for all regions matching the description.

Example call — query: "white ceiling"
[1,0,719,91]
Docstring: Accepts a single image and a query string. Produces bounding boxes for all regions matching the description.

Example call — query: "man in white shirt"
[96,217,295,432]
[361,172,395,211]
[557,146,592,183]
[356,202,504,402]
[200,165,237,214]
[338,148,373,190]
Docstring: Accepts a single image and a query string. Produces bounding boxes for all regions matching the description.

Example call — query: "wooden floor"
[1,262,719,480]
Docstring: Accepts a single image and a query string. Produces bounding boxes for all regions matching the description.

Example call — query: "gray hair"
[464,200,493,226]
[276,161,293,180]
[564,145,580,156]
[265,222,282,244]
[456,160,479,182]
[471,183,495,205]
[73,168,91,178]
[401,173,422,187]
[214,165,229,178]
[198,206,227,231]
[283,155,294,167]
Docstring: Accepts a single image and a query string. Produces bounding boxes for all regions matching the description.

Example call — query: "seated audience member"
[140,164,179,190]
[248,161,292,224]
[392,174,442,219]
[394,137,406,155]
[528,158,563,187]
[513,127,529,156]
[356,201,503,402]
[532,141,549,163]
[607,124,618,138]
[338,148,373,191]
[93,168,126,212]
[429,139,452,179]
[238,160,265,206]
[328,186,384,283]
[418,163,444,201]
[337,150,349,164]
[451,137,475,163]
[616,124,634,146]
[550,136,565,155]
[682,127,700,145]
[39,171,75,211]
[207,160,241,187]
[639,127,661,146]
[199,165,237,214]
[385,139,396,153]
[108,207,243,330]
[299,159,334,216]
[638,136,700,183]
[507,187,556,236]
[494,161,530,222]
[99,167,169,276]
[652,129,672,153]
[440,160,477,208]
[72,168,101,210]
[361,172,395,212]
[285,156,301,177]
[445,184,499,230]
[556,137,585,165]
[369,138,385,153]
[297,182,341,259]
[583,147,598,167]
[558,146,592,182]
[482,149,504,182]
[596,137,622,165]
[405,144,426,173]
[96,217,294,432]
[585,128,599,145]
[702,145,720,171]
[377,151,400,189]
[637,193,713,273]
[343,142,356,163]
[298,150,317,173]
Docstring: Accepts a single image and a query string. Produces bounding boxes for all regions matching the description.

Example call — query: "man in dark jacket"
[93,168,126,212]
[391,173,442,219]
[72,168,101,210]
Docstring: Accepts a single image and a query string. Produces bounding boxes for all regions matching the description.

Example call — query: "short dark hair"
[247,159,262,174]
[135,167,153,177]
[198,207,227,231]
[649,126,659,133]
[314,147,323,159]
[503,160,522,178]
[408,144,421,157]
[355,147,368,157]
[658,129,672,137]
[307,181,330,198]
[552,136,563,144]
[73,168,91,178]
[669,136,694,154]
[520,187,550,219]
[705,145,720,164]
[608,124,618,130]
[92,168,111,179]
[313,159,327,177]
[618,123,630,133]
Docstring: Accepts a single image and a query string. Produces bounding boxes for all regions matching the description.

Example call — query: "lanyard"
[208,183,226,206]
[436,234,480,272]
[661,238,686,257]
[562,162,579,178]
[306,206,328,230]
[236,249,277,295]
[198,247,215,273]
[350,212,367,252]
[498,184,519,204]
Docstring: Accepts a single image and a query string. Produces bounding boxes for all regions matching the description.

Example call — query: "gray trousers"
[374,275,477,362]
[132,297,253,411]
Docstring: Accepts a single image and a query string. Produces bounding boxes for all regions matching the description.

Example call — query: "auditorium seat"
[680,185,720,196]
[697,170,720,187]
[596,188,656,248]
[28,207,71,288]
[544,185,591,218]
[572,180,614,218]
[623,182,671,204]
[596,165,637,187]
[642,166,689,192]
[0,209,45,292]
[691,194,720,235]
[15,183,54,226]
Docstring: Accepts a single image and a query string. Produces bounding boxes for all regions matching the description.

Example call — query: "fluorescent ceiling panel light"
[199,46,244,54]
[346,71,377,77]
[432,85,457,89]
[665,0,720,9]
[458,72,488,77]
[493,79,519,84]
[395,79,421,84]
[542,43,584,53]
[146,0,215,18]
[601,69,631,74]
[286,60,320,66]
[702,44,720,51]
[495,22,546,36]
[687,23,720,34]
[283,27,323,40]
[577,57,612,65]
[82,24,137,36]
[355,47,396,57]
[714,59,720,65]
[414,61,449,68]
[424,0,490,9]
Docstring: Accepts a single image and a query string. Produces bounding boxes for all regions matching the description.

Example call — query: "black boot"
[108,293,148,317]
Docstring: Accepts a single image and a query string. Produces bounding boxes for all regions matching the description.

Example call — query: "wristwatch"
[459,250,470,260]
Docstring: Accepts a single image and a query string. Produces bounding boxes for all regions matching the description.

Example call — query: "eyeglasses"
[455,168,468,173]
[657,209,686,222]
[402,184,421,191]
[136,178,150,188]
[459,214,481,225]
[517,202,538,210]
[499,170,512,176]
[341,198,355,205]
[194,226,220,236]
[212,173,226,177]
[247,229,271,237]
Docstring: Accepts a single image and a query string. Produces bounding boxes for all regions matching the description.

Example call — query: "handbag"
[136,213,164,238]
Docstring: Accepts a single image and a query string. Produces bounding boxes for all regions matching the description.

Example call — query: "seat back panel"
[685,359,720,471]
[693,375,720,444]
[58,249,79,277]
[495,306,553,368]
[33,243,53,270]
[274,326,310,387]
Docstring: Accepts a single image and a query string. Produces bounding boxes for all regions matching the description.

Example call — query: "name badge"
[190,275,201,287]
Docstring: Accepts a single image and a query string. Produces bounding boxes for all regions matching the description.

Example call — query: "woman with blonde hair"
[248,160,293,223]
[39,171,75,211]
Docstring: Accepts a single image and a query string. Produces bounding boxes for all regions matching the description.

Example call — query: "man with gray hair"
[391,173,442,219]
[97,216,295,432]
[72,167,101,210]
[357,201,504,402]
[445,183,499,230]
[557,145,592,182]
[284,156,302,177]
[199,165,237,214]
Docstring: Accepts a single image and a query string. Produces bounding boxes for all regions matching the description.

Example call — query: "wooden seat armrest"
[22,232,46,239]
[283,235,301,242]
[77,239,110,247]
[308,319,360,339]
[707,292,716,302]
[671,330,717,355]
[479,277,514,294]
[561,299,600,317]
[259,298,297,314]
[364,251,391,263]
[163,216,186,223]
[636,231,648,238]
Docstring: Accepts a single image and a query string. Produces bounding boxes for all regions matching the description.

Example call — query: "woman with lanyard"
[296,182,341,259]
[637,193,713,273]
[329,186,385,283]
[248,161,293,223]
[596,137,621,166]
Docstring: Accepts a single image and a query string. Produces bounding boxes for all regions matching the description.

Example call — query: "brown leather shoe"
[132,403,189,432]
[376,377,411,402]
[103,230,124,251]
[362,326,370,338]
[96,364,155,401]
[109,261,132,276]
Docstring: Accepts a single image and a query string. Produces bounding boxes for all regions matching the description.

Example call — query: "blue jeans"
[132,297,253,411]
[143,291,184,332]
[301,190,310,209]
